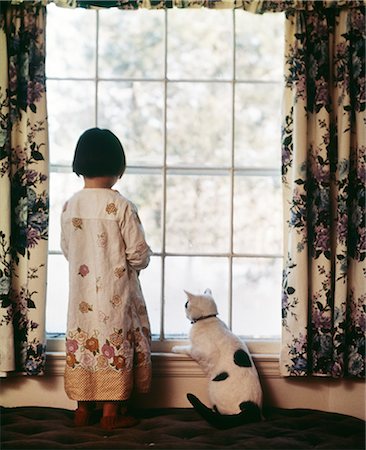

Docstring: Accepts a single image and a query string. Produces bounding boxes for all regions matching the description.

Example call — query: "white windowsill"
[45,337,281,378]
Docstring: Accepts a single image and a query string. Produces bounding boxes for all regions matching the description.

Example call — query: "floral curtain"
[0,2,49,376]
[281,4,365,378]
[4,0,364,381]
[43,0,366,10]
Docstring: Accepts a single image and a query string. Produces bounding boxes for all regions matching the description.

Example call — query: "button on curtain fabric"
[0,2,49,376]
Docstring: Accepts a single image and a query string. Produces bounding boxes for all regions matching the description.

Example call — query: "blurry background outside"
[46,5,284,339]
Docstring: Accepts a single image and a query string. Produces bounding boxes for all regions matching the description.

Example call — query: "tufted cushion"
[1,406,365,449]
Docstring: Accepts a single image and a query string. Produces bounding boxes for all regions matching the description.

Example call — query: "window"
[46,5,284,341]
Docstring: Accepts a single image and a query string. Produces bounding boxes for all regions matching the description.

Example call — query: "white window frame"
[46,7,282,356]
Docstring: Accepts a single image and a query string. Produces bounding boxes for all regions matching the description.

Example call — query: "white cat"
[172,289,263,429]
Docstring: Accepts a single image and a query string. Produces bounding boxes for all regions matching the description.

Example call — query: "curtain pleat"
[0,2,49,376]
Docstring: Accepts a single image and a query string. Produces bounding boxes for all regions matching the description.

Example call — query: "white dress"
[61,188,152,401]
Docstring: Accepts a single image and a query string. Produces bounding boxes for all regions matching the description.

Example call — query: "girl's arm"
[121,202,152,271]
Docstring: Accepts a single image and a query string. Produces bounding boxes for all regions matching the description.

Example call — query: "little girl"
[61,128,152,430]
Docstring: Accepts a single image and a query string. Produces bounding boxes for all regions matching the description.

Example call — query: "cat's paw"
[171,345,191,355]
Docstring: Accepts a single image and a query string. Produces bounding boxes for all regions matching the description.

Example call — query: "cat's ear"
[184,290,194,300]
[204,288,212,296]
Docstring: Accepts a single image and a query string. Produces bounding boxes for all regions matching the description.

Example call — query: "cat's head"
[184,288,218,322]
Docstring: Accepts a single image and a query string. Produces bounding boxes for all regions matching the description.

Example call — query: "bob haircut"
[72,128,126,178]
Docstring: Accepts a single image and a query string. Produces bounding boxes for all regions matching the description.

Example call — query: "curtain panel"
[0,2,49,376]
[281,5,365,378]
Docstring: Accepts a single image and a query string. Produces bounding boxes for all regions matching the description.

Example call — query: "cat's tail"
[187,393,261,430]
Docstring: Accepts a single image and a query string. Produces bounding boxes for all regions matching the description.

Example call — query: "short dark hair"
[72,128,126,177]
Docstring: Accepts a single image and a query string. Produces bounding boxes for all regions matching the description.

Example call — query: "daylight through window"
[46,5,284,340]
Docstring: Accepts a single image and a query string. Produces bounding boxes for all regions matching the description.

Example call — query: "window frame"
[46,6,283,350]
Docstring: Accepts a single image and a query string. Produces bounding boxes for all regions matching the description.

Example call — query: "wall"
[1,353,365,420]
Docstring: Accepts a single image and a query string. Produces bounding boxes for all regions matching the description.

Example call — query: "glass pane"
[235,11,284,81]
[98,81,164,166]
[235,83,282,168]
[46,254,68,334]
[167,83,231,166]
[164,257,229,336]
[115,172,162,252]
[232,257,282,338]
[166,174,230,253]
[47,80,95,166]
[46,4,96,78]
[46,250,161,336]
[234,176,282,255]
[139,256,161,337]
[168,9,233,80]
[49,172,83,252]
[98,9,165,79]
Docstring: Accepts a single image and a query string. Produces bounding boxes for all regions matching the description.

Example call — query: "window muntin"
[46,5,284,341]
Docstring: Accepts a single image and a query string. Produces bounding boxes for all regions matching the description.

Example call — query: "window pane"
[232,257,282,338]
[166,174,230,253]
[116,172,162,252]
[235,11,284,81]
[46,253,160,336]
[139,256,161,336]
[98,81,164,165]
[168,9,232,80]
[234,176,282,255]
[47,80,95,165]
[46,254,68,334]
[98,9,165,79]
[167,83,231,166]
[235,83,282,168]
[164,257,229,336]
[49,173,83,252]
[46,4,96,78]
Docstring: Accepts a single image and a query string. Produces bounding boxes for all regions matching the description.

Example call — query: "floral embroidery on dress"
[66,352,77,368]
[109,329,123,349]
[72,217,83,230]
[102,343,115,359]
[110,294,122,309]
[96,355,109,370]
[112,355,125,369]
[114,266,126,278]
[78,264,89,277]
[79,301,93,313]
[106,202,118,215]
[74,328,88,345]
[97,232,107,248]
[98,311,109,324]
[85,337,99,354]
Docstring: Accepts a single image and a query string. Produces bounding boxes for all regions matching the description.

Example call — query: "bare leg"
[100,400,139,430]
[74,401,95,426]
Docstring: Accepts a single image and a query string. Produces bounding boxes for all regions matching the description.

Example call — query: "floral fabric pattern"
[0,3,48,375]
[280,5,365,378]
[61,189,152,401]
[40,0,366,12]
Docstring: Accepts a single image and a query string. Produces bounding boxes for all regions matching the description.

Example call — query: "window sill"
[46,338,281,379]
[47,336,280,355]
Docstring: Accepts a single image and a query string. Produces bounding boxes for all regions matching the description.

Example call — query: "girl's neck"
[83,176,118,189]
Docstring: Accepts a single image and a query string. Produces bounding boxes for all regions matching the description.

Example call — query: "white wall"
[1,353,364,420]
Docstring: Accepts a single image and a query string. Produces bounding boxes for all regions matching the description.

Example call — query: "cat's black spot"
[234,349,252,367]
[239,401,261,421]
[212,372,229,382]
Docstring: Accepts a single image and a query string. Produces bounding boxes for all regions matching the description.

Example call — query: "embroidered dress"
[61,189,152,401]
